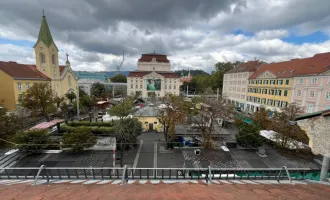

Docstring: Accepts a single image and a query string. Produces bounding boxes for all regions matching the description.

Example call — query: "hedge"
[67,121,115,127]
[60,125,115,135]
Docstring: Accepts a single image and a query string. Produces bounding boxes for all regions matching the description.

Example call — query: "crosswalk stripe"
[189,180,198,184]
[127,180,136,184]
[240,180,259,184]
[229,180,245,184]
[218,180,232,184]
[70,180,87,184]
[211,180,221,184]
[111,180,121,184]
[97,180,112,184]
[83,180,100,184]
[139,180,147,184]
[150,180,160,184]
[53,180,72,183]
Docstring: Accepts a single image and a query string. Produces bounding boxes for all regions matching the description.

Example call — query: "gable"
[60,66,77,80]
[143,71,164,79]
[256,70,276,79]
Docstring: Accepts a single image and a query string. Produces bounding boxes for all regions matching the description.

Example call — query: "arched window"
[52,54,56,65]
[68,76,72,87]
[40,53,46,64]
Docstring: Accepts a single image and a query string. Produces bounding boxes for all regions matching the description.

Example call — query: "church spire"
[34,11,55,47]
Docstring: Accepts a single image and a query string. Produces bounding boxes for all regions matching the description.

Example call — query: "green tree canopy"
[14,129,50,150]
[111,74,127,83]
[61,127,97,152]
[0,108,23,147]
[110,97,133,120]
[65,91,76,103]
[18,82,57,121]
[91,83,107,98]
[235,119,263,149]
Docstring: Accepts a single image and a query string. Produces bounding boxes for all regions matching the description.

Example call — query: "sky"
[1,0,330,73]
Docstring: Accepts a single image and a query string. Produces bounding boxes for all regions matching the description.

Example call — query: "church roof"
[34,15,56,48]
[0,61,51,80]
[138,53,170,63]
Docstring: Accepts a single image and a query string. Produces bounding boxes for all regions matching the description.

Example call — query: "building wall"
[0,71,15,110]
[137,61,170,72]
[127,76,180,98]
[292,76,330,113]
[60,69,78,96]
[246,78,293,112]
[136,116,163,132]
[222,71,251,109]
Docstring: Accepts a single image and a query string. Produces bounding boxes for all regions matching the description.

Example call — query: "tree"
[110,97,134,121]
[269,103,309,148]
[158,94,188,148]
[61,127,97,152]
[114,118,142,166]
[65,91,76,103]
[19,82,57,121]
[54,96,64,108]
[209,61,240,91]
[111,74,127,83]
[188,90,234,148]
[0,108,23,147]
[253,108,272,130]
[235,119,263,149]
[13,129,50,150]
[91,83,106,98]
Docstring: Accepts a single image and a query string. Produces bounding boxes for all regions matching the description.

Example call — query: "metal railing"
[0,166,324,184]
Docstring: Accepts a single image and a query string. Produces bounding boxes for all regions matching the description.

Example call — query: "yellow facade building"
[246,59,308,113]
[0,14,77,111]
[134,106,163,132]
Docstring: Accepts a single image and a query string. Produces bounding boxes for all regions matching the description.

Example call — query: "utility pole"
[217,88,219,102]
[76,86,80,120]
[112,85,115,98]
[320,156,329,182]
[186,85,189,97]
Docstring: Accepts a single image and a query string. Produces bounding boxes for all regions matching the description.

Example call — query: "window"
[276,90,282,96]
[328,78,330,84]
[40,53,45,64]
[269,89,275,95]
[262,98,266,104]
[297,90,301,96]
[264,80,269,85]
[154,122,157,124]
[17,83,22,91]
[270,80,275,85]
[131,84,133,88]
[26,83,30,89]
[284,90,288,97]
[174,85,176,89]
[140,85,142,89]
[326,92,330,100]
[268,99,273,106]
[68,76,71,87]
[169,85,171,89]
[310,90,315,98]
[262,89,267,94]
[275,100,280,107]
[307,104,314,113]
[285,79,289,85]
[257,98,260,103]
[298,78,304,84]
[52,54,56,65]
[282,101,287,108]
[278,80,283,85]
[311,78,317,84]
[135,85,138,89]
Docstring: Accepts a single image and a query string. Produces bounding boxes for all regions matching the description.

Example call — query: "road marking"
[83,180,100,184]
[240,180,259,184]
[150,180,160,184]
[131,140,143,176]
[139,180,148,184]
[219,180,232,184]
[97,180,112,184]
[70,180,87,184]
[111,180,121,184]
[154,141,157,177]
[229,180,245,184]
[53,180,72,183]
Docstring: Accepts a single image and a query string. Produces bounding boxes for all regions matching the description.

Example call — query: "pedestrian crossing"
[0,179,307,186]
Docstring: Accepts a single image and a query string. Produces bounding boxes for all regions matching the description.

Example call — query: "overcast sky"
[1,0,330,73]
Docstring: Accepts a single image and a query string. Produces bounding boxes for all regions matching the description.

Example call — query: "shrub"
[13,129,50,151]
[67,121,115,127]
[59,125,115,135]
[61,127,97,152]
[235,120,263,149]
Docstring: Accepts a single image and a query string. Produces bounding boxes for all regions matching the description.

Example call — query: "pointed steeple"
[34,12,55,47]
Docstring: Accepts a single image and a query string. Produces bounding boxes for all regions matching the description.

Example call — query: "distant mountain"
[96,71,130,78]
[74,71,130,80]
[175,69,209,76]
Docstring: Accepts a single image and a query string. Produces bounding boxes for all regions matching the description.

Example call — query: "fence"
[0,166,324,185]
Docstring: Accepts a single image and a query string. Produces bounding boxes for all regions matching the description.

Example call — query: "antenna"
[116,51,125,74]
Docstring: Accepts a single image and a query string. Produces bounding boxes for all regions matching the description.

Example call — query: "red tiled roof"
[128,71,180,78]
[227,61,262,73]
[138,53,170,63]
[249,58,309,79]
[59,65,65,75]
[1,182,330,199]
[249,52,330,79]
[0,61,50,80]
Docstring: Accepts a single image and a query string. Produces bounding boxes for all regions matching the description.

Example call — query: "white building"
[222,61,261,110]
[127,53,180,98]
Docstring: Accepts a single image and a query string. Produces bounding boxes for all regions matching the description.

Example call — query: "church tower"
[34,12,60,94]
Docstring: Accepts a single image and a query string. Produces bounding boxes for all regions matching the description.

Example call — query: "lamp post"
[76,86,80,121]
